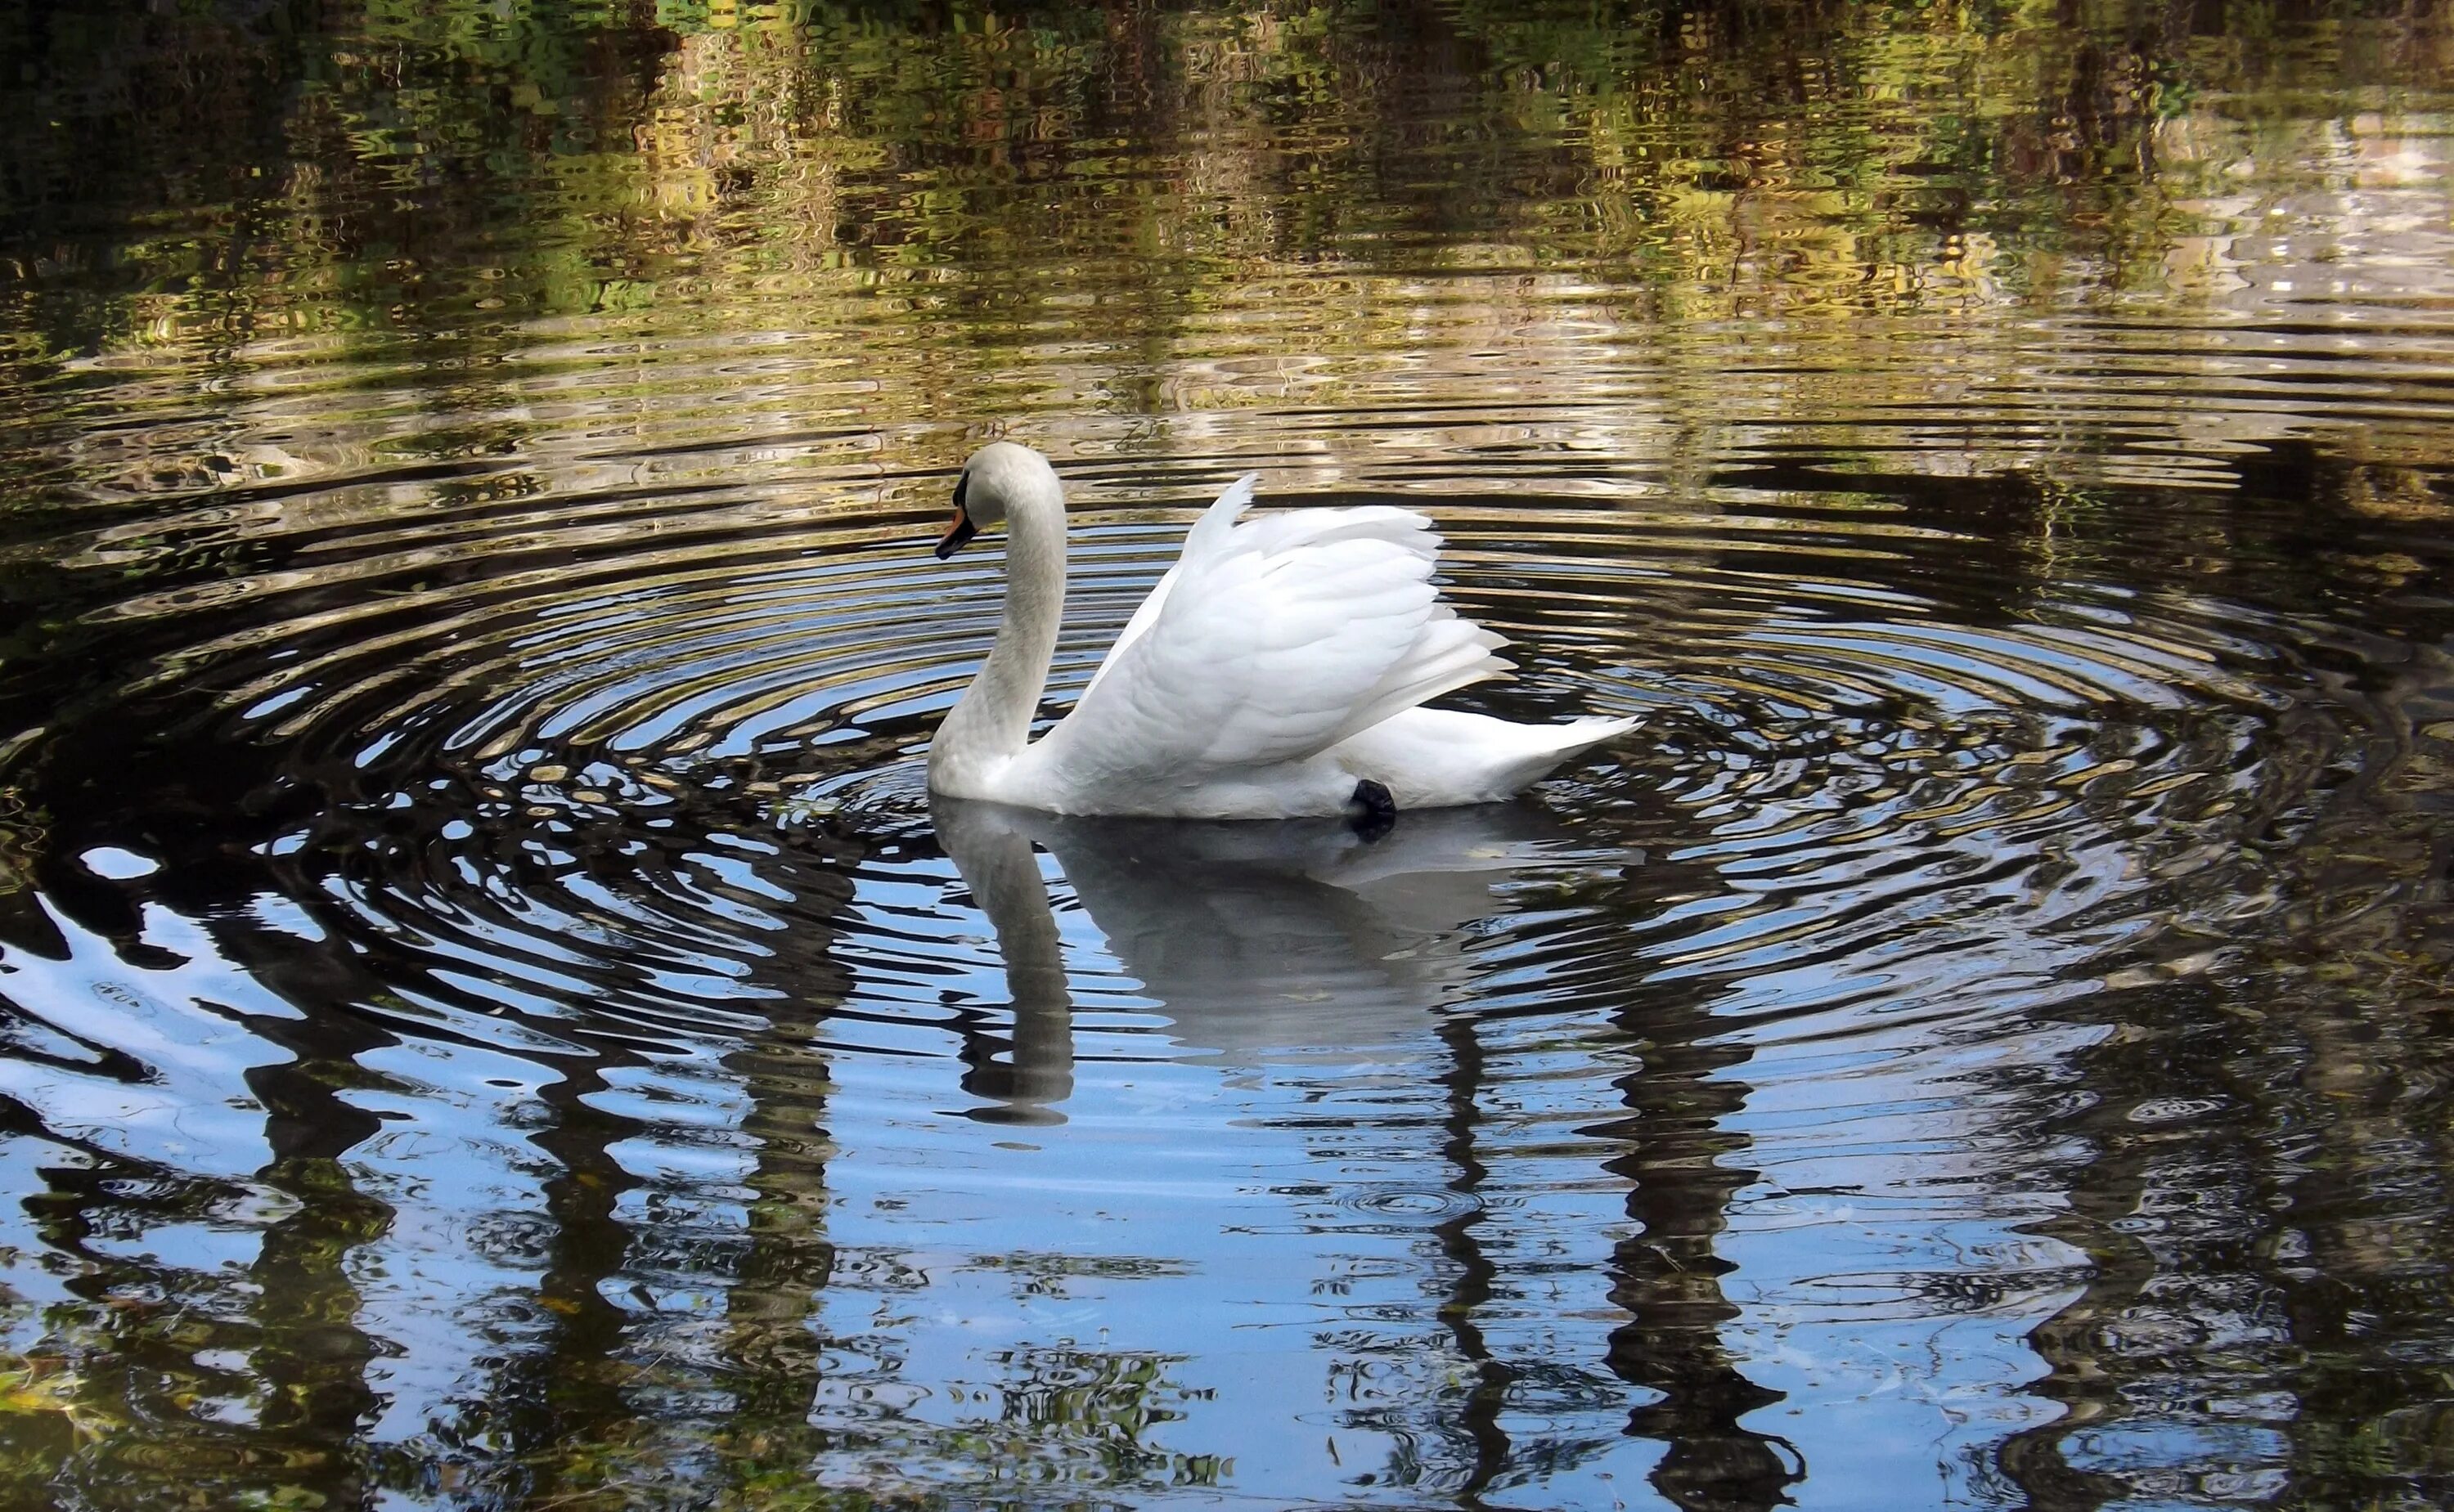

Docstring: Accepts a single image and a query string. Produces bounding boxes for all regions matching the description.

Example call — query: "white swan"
[925,442,1634,819]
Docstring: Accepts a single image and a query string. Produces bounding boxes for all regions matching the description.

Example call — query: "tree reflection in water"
[938,793,1801,1505]
[4,0,2454,1507]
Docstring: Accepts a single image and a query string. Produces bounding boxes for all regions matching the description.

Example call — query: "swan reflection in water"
[930,793,1603,1124]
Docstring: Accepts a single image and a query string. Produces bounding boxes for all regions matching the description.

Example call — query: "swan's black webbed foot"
[1346,778,1396,841]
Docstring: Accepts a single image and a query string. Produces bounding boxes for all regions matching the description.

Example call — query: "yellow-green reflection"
[1,3,2453,1510]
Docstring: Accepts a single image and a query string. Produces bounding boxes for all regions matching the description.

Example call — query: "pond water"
[4,2,2454,1508]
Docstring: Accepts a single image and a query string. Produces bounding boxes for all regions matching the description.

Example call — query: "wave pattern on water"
[4,5,2454,1508]
[0,382,2421,1504]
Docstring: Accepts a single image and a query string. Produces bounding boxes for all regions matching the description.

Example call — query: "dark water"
[4,2,2454,1507]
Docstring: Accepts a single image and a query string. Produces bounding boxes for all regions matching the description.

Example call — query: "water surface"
[3,3,2454,1508]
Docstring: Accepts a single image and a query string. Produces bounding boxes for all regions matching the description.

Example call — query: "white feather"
[928,445,1635,819]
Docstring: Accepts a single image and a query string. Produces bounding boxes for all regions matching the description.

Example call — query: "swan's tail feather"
[1472,715,1638,787]
[1548,715,1640,758]
[1479,714,1638,796]
[1332,707,1638,807]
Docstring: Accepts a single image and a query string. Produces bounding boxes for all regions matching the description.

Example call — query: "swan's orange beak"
[934,508,977,559]
[933,475,978,559]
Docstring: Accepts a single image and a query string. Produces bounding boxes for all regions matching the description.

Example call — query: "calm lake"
[3,2,2454,1507]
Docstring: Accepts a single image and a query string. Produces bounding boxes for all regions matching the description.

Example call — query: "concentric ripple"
[3,29,2453,1500]
[20,430,2345,1059]
[0,410,2356,1170]
[2,352,2425,1503]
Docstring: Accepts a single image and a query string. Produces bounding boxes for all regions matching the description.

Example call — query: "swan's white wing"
[1075,540,1432,771]
[1081,476,1440,698]
[1080,474,1255,700]
[1045,476,1507,787]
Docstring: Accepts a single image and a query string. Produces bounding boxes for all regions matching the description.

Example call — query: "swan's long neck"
[931,483,1065,793]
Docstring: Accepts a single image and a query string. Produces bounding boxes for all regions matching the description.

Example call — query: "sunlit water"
[3,4,2454,1509]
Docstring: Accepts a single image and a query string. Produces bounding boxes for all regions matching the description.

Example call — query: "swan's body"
[926,442,1634,819]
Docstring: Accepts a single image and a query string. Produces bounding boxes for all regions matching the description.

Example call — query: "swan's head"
[936,442,1063,559]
